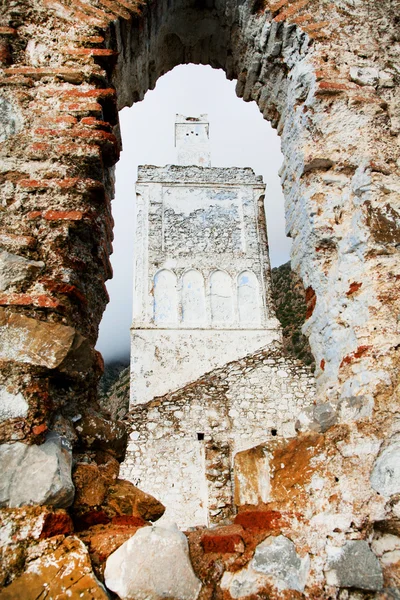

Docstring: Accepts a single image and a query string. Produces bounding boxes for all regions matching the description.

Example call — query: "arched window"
[181,270,206,325]
[153,269,178,325]
[237,270,261,325]
[209,270,234,325]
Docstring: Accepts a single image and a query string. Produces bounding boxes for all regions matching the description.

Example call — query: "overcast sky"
[96,64,291,363]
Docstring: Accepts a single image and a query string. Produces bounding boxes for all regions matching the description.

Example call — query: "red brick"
[303,20,329,32]
[317,81,356,94]
[201,533,244,554]
[43,115,78,127]
[60,102,103,117]
[27,211,43,219]
[98,0,131,19]
[320,359,325,371]
[32,423,48,435]
[62,47,118,57]
[61,88,116,100]
[268,0,289,11]
[0,233,37,249]
[80,117,112,131]
[28,142,51,155]
[0,75,34,87]
[40,511,74,538]
[43,210,87,221]
[73,36,105,44]
[0,27,17,36]
[18,179,50,190]
[34,127,118,146]
[111,515,147,527]
[71,0,114,22]
[274,0,310,21]
[290,12,312,24]
[116,0,145,11]
[55,142,102,159]
[0,293,63,310]
[234,510,286,531]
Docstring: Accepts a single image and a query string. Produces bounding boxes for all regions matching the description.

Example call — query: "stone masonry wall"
[122,344,315,529]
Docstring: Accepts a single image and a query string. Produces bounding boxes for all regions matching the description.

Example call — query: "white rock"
[0,432,74,508]
[350,66,379,86]
[0,249,44,292]
[0,386,29,421]
[104,523,202,600]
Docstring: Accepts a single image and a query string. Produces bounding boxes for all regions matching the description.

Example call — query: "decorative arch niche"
[237,270,261,326]
[153,269,178,325]
[181,269,207,325]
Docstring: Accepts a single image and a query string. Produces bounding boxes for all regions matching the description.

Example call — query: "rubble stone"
[0,308,93,373]
[0,536,109,599]
[325,540,383,591]
[104,523,202,600]
[0,250,44,292]
[0,432,74,508]
[252,535,310,592]
[75,412,128,459]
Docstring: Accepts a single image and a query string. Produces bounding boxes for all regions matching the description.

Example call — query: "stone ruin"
[0,0,399,598]
[122,114,316,529]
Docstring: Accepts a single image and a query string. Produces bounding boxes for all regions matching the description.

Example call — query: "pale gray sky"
[96,64,291,362]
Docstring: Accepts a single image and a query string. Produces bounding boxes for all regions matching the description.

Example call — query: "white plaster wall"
[130,327,281,405]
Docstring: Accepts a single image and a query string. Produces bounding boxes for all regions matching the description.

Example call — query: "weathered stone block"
[104,523,202,600]
[325,540,383,591]
[0,308,93,373]
[75,412,128,459]
[0,432,74,508]
[0,250,44,292]
[0,536,108,599]
[252,535,310,592]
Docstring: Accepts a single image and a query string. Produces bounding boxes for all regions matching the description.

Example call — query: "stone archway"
[0,0,399,595]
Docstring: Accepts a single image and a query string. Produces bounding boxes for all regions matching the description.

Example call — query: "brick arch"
[0,0,399,444]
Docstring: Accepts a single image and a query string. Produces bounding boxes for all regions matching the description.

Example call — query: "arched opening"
[96,64,290,362]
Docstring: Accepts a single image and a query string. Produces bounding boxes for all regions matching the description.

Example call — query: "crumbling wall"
[122,345,316,529]
[0,0,399,597]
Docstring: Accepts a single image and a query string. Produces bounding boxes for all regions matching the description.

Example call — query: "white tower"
[130,115,281,406]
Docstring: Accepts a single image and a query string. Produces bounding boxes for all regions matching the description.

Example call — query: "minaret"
[130,115,281,406]
[175,114,211,167]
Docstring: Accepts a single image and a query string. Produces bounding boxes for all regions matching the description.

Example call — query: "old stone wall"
[122,345,315,529]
